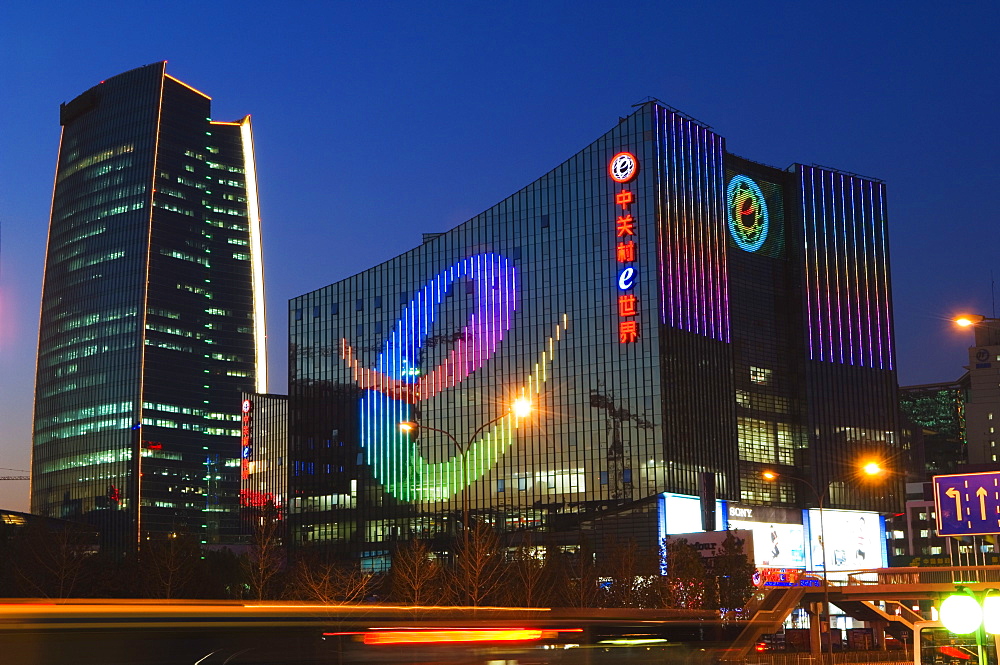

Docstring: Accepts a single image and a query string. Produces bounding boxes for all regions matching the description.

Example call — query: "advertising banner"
[805,509,886,571]
[726,502,806,569]
[664,529,754,564]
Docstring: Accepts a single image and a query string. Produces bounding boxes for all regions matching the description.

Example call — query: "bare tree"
[140,531,200,599]
[503,533,550,607]
[389,538,443,605]
[11,522,92,598]
[243,501,283,600]
[601,538,659,608]
[287,553,374,603]
[454,521,505,607]
[663,537,708,609]
[548,543,602,608]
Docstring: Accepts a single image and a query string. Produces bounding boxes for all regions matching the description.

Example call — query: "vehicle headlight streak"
[340,253,569,501]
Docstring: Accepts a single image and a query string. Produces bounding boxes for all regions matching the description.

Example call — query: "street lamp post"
[399,397,532,552]
[762,461,885,657]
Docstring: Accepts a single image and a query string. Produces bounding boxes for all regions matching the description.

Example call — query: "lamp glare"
[512,398,532,419]
[984,596,1000,634]
[940,594,983,634]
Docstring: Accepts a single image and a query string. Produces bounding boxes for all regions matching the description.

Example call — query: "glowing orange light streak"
[360,629,545,645]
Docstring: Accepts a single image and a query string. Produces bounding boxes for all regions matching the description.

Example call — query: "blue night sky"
[1,2,997,512]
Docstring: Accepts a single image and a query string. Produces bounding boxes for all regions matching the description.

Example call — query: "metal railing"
[742,650,912,665]
[845,565,1000,587]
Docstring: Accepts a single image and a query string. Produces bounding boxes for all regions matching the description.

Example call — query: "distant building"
[898,378,968,477]
[239,392,288,527]
[31,63,267,554]
[960,318,1000,465]
[285,100,902,562]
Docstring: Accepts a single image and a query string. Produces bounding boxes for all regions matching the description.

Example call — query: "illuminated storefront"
[288,101,901,560]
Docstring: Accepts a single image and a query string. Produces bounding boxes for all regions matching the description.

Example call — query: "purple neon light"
[800,166,892,370]
[656,106,729,342]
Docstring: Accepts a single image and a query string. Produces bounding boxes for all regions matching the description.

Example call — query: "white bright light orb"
[940,594,983,634]
[983,595,1000,634]
[511,398,532,419]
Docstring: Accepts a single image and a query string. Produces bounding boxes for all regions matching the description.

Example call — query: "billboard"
[665,530,754,564]
[658,492,725,541]
[728,518,806,569]
[805,509,886,571]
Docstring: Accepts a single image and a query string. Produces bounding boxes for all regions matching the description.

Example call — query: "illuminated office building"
[31,63,267,553]
[239,392,288,525]
[288,101,901,559]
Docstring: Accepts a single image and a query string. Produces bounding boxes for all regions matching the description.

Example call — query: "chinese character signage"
[609,152,639,343]
[241,398,253,480]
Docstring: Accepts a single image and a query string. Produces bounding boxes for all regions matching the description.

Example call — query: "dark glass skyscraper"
[31,63,267,553]
[287,101,901,561]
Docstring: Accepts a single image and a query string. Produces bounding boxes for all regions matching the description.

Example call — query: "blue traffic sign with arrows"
[934,471,1000,536]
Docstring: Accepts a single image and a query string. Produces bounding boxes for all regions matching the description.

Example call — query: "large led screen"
[728,518,806,569]
[724,171,785,258]
[805,509,886,571]
[658,492,725,541]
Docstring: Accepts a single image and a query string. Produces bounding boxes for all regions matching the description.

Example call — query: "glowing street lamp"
[398,397,533,548]
[955,315,986,328]
[762,461,888,654]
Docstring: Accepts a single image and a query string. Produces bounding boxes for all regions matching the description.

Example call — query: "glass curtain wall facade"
[239,392,289,531]
[288,101,901,560]
[32,62,266,554]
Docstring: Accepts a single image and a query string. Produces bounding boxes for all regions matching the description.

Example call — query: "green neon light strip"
[363,314,569,502]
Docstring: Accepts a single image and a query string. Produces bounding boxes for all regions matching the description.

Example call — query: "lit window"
[920,530,929,538]
[750,366,772,384]
[497,479,505,493]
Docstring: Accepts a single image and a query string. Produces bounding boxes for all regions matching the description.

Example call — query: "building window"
[600,471,608,486]
[517,477,527,491]
[399,292,408,305]
[355,299,363,311]
[497,479,505,493]
[540,214,550,228]
[622,469,632,484]
[750,366,771,385]
[312,306,320,318]
[374,296,382,309]
[331,303,339,315]
[356,324,364,337]
[920,530,930,538]
[294,309,302,321]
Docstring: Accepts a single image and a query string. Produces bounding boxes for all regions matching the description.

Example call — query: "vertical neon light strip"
[657,110,728,341]
[802,167,891,370]
[239,116,268,392]
[877,182,893,369]
[801,169,814,361]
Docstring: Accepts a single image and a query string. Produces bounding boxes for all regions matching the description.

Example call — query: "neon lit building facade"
[288,101,901,560]
[31,63,266,554]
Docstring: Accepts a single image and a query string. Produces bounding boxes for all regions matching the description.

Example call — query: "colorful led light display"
[726,175,769,253]
[800,166,892,369]
[341,253,569,502]
[655,107,730,341]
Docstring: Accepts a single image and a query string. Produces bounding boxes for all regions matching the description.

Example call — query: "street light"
[762,461,888,655]
[955,315,986,328]
[398,397,533,550]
